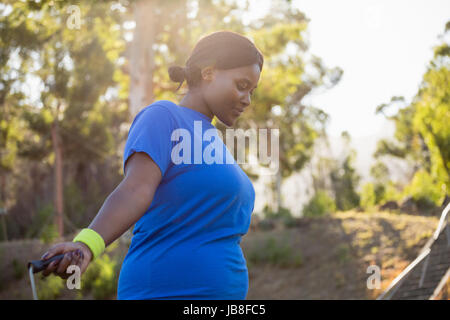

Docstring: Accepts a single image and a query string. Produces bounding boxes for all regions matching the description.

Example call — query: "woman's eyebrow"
[240,77,258,89]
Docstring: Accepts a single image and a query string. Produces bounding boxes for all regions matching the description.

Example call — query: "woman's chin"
[217,115,236,127]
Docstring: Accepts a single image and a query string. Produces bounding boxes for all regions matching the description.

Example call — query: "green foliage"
[330,149,361,211]
[382,182,402,203]
[0,1,40,172]
[0,1,129,239]
[262,206,297,228]
[360,183,376,210]
[37,275,64,300]
[373,183,385,205]
[412,64,450,191]
[81,253,118,299]
[64,181,87,228]
[403,169,444,207]
[258,217,276,231]
[25,202,58,243]
[335,243,351,264]
[366,161,404,206]
[39,223,59,244]
[303,190,336,217]
[369,161,392,205]
[375,21,450,200]
[247,236,302,268]
[370,161,390,183]
[11,258,25,280]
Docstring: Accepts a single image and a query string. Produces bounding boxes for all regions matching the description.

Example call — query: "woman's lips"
[232,108,243,116]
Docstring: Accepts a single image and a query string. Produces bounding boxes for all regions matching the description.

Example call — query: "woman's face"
[201,63,261,127]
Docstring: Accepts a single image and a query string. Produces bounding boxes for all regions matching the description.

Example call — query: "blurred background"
[0,0,448,299]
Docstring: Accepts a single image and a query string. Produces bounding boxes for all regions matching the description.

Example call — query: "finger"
[60,252,78,280]
[42,243,70,260]
[42,260,59,277]
[56,252,73,275]
[41,244,61,260]
[67,250,81,277]
[75,249,83,268]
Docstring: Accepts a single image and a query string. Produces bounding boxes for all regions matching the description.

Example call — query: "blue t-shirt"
[117,100,255,300]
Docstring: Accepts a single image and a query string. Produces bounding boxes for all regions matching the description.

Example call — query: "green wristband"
[73,228,105,259]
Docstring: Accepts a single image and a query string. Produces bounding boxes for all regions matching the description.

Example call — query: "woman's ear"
[201,66,215,82]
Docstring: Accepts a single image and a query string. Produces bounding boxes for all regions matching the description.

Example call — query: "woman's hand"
[41,241,93,279]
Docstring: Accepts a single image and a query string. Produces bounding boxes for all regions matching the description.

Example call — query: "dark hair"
[168,31,264,91]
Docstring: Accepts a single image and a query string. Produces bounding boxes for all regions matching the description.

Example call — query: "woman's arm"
[88,151,162,247]
[41,152,162,278]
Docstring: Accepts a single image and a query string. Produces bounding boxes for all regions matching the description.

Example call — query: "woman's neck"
[178,91,214,120]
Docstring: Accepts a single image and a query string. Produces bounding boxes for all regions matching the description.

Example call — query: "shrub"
[37,275,65,300]
[303,190,336,217]
[39,223,59,244]
[247,236,302,268]
[381,181,402,203]
[360,183,376,210]
[25,203,54,239]
[258,219,275,231]
[12,258,25,280]
[374,183,385,205]
[64,181,87,227]
[403,169,443,207]
[262,206,297,228]
[82,253,118,299]
[336,244,351,264]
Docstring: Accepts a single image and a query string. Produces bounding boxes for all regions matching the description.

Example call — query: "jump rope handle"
[27,254,66,274]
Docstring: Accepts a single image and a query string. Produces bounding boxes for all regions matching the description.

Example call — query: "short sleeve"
[123,104,175,177]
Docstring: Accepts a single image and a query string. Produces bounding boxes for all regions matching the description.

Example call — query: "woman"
[41,31,263,300]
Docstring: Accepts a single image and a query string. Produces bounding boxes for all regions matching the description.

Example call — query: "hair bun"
[168,66,186,83]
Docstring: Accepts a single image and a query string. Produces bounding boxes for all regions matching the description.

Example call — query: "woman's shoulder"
[128,101,180,134]
[139,100,177,113]
[136,100,178,121]
[149,99,178,109]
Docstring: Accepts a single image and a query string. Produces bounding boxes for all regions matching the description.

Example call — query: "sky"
[248,0,449,137]
[247,0,450,181]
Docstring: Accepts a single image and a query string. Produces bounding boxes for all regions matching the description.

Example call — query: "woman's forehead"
[225,64,260,82]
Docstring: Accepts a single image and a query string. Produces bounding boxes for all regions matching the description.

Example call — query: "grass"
[244,209,440,299]
[335,243,352,264]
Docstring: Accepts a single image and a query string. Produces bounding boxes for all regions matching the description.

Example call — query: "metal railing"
[429,267,450,300]
[434,201,450,241]
[377,201,450,300]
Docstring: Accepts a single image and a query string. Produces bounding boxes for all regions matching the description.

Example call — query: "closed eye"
[236,78,257,96]
[237,81,248,91]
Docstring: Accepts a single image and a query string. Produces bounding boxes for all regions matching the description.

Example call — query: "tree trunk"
[129,0,157,118]
[51,120,64,238]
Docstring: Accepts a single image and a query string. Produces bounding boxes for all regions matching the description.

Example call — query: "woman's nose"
[241,92,251,107]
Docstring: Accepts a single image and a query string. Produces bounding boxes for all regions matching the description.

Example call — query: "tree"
[0,1,51,239]
[2,1,128,238]
[412,29,450,191]
[325,131,360,211]
[375,21,449,205]
[360,183,376,211]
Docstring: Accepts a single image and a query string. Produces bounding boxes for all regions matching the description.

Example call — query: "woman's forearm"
[86,180,155,247]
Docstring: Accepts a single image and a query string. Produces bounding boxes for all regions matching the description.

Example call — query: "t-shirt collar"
[178,104,213,123]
